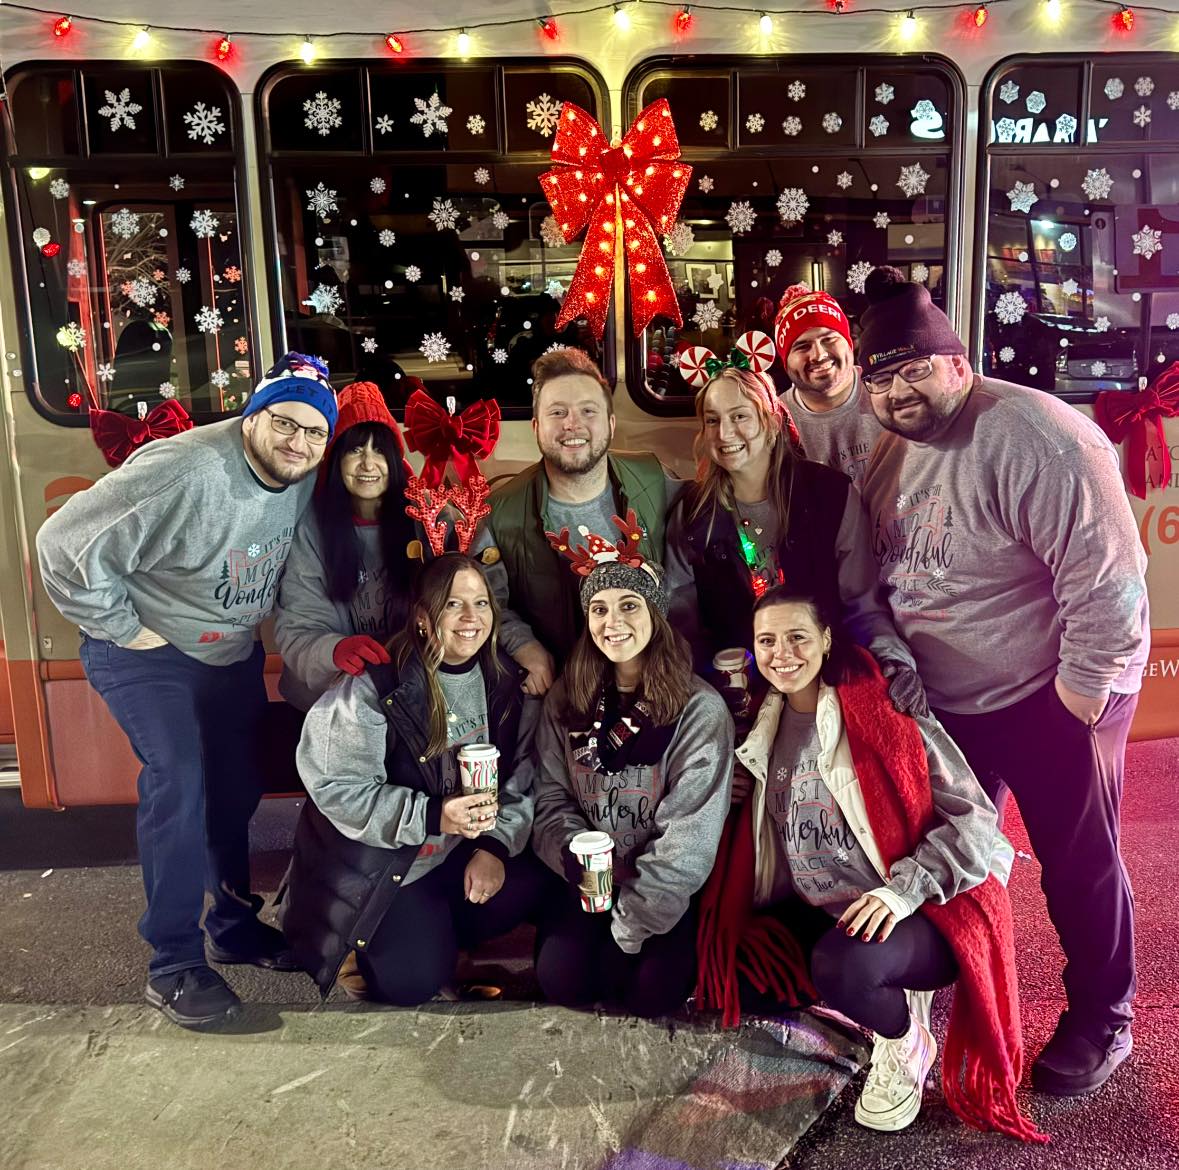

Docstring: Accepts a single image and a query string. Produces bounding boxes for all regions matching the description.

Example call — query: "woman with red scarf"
[696,585,1046,1142]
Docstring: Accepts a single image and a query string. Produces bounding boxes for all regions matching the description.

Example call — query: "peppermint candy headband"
[678,330,777,395]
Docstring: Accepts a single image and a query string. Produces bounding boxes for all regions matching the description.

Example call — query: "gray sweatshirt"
[532,676,734,953]
[297,666,538,886]
[36,419,312,665]
[275,517,403,710]
[783,374,883,486]
[663,486,915,671]
[860,377,1150,713]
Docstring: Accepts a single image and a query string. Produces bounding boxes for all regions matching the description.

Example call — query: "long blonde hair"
[688,368,796,533]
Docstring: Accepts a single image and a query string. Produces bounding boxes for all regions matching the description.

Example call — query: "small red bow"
[403,389,501,488]
[540,98,691,340]
[88,399,193,468]
[1094,364,1179,498]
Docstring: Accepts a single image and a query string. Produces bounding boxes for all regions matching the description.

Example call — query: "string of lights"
[4,0,1170,62]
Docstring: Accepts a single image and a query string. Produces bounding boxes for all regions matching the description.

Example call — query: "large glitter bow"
[678,330,778,392]
[88,399,193,468]
[403,389,501,489]
[1094,364,1179,498]
[540,98,692,340]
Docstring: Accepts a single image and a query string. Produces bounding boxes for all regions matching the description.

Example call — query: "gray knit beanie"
[579,560,669,617]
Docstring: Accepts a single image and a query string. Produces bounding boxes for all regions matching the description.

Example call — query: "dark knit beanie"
[857,266,966,371]
[580,560,669,617]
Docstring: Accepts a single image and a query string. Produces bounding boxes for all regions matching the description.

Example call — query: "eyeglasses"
[264,407,329,445]
[862,356,936,395]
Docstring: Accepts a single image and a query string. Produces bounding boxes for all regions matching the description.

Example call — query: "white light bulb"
[614,5,632,30]
[899,10,917,38]
[759,12,773,33]
[300,37,316,64]
[1043,0,1061,21]
[456,30,471,54]
[132,27,152,51]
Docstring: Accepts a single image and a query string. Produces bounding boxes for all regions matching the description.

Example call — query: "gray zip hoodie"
[36,419,312,665]
[532,676,734,954]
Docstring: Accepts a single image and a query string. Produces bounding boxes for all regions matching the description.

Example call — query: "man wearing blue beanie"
[37,353,337,1028]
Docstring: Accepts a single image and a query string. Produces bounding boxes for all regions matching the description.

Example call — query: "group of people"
[36,266,1148,1140]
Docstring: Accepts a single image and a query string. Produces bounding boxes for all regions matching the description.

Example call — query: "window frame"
[253,56,613,414]
[1,59,256,429]
[972,51,1179,403]
[620,53,967,417]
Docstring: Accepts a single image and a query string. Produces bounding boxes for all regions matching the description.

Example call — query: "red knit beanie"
[858,266,966,371]
[774,283,853,358]
[322,381,406,467]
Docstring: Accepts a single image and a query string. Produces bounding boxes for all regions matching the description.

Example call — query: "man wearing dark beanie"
[36,352,337,1028]
[857,267,1148,1097]
[774,283,883,485]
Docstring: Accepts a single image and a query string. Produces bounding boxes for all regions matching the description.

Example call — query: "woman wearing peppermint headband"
[275,381,418,711]
[664,365,927,720]
[280,552,548,1004]
[696,585,1042,1142]
[531,529,734,1018]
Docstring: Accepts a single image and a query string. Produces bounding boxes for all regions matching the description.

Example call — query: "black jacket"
[667,458,850,671]
[279,649,526,996]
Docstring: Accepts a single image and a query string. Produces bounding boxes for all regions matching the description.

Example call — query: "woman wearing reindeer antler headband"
[664,333,928,723]
[530,517,734,1018]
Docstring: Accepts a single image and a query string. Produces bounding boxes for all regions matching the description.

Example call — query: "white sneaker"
[854,1014,937,1132]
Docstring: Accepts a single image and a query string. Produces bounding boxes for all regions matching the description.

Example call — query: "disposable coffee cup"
[569,830,614,913]
[458,743,499,812]
[712,647,753,716]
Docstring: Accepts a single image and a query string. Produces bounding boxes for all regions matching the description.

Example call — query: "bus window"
[257,60,609,414]
[622,56,964,414]
[977,55,1179,401]
[2,63,254,424]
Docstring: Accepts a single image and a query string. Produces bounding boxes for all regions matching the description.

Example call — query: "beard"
[877,393,961,442]
[243,429,319,485]
[539,432,611,476]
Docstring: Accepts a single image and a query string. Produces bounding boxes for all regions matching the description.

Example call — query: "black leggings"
[740,900,958,1038]
[357,841,549,1005]
[536,886,697,1019]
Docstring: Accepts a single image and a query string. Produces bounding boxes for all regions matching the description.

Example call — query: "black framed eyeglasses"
[862,356,936,395]
[264,407,330,445]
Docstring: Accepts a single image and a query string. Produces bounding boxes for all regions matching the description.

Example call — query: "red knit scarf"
[695,648,1047,1143]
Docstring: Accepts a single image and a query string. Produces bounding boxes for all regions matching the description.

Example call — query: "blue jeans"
[80,635,269,976]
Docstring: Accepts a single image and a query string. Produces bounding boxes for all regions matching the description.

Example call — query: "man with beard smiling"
[857,267,1149,1098]
[483,348,673,693]
[774,283,882,486]
[36,353,337,1029]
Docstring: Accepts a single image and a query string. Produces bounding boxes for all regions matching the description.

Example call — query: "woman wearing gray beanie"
[530,517,734,1017]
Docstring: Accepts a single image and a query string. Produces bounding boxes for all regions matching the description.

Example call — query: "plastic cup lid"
[712,647,749,668]
[457,744,500,760]
[569,830,614,855]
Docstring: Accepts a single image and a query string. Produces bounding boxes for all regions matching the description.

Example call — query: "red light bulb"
[674,6,694,33]
[1113,5,1134,30]
[973,4,988,26]
[538,18,559,40]
[384,32,405,53]
[53,14,73,37]
[41,241,61,257]
[67,392,83,408]
[214,34,232,62]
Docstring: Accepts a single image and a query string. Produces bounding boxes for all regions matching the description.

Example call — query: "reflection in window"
[3,64,253,423]
[261,62,608,413]
[625,60,960,409]
[981,57,1179,400]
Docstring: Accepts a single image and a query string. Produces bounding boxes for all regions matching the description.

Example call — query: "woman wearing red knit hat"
[275,380,418,710]
[696,585,1045,1142]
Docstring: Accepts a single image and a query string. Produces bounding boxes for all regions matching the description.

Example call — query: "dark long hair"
[387,553,504,760]
[314,422,416,616]
[751,585,868,687]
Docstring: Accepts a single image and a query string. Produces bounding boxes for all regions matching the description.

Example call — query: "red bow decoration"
[540,98,692,340]
[403,389,501,489]
[1093,363,1179,498]
[88,399,193,468]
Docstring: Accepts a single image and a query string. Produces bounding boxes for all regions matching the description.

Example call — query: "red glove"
[332,634,391,676]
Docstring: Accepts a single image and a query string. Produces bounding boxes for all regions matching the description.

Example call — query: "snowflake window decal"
[1133,224,1163,260]
[57,322,86,351]
[1169,92,1179,111]
[110,208,140,239]
[1081,167,1116,202]
[540,215,566,248]
[492,348,508,364]
[411,93,452,138]
[492,211,511,231]
[1025,91,1047,115]
[211,369,231,389]
[692,301,723,330]
[663,221,695,256]
[450,287,466,303]
[467,115,486,135]
[820,112,841,134]
[362,338,379,354]
[765,249,783,267]
[787,80,806,102]
[897,163,930,198]
[1058,232,1078,253]
[526,94,562,137]
[782,116,802,136]
[875,83,895,105]
[1090,361,1108,377]
[159,382,177,399]
[777,188,809,224]
[746,113,765,133]
[1055,114,1078,141]
[190,210,219,239]
[195,305,224,334]
[420,332,451,363]
[304,92,343,137]
[1061,278,1080,296]
[1007,181,1037,214]
[378,229,396,247]
[97,88,143,132]
[429,199,460,232]
[97,362,116,383]
[306,183,338,221]
[67,258,86,279]
[375,115,394,135]
[846,261,874,295]
[1094,316,1111,333]
[183,102,225,146]
[998,346,1015,363]
[127,278,157,307]
[999,80,1019,105]
[370,177,387,195]
[405,265,422,282]
[869,115,889,137]
[836,171,853,190]
[912,263,929,283]
[304,284,343,315]
[169,175,185,192]
[1167,313,1179,331]
[873,212,890,230]
[698,175,715,193]
[994,291,1027,325]
[1135,77,1154,98]
[1104,78,1125,101]
[175,267,191,284]
[50,178,69,199]
[827,230,844,247]
[994,118,1017,143]
[474,168,491,186]
[699,110,719,131]
[726,201,756,235]
[1133,105,1152,129]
